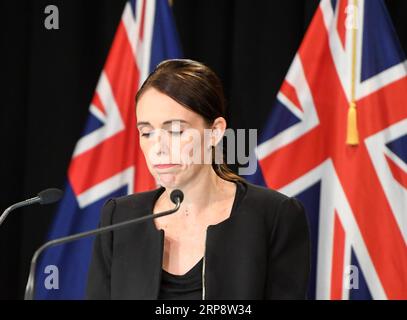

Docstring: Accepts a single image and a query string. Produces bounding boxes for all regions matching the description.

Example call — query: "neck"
[163,166,232,213]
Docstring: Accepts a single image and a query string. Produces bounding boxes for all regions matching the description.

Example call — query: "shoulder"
[241,180,307,228]
[99,186,164,225]
[243,180,302,213]
[243,180,291,204]
[115,187,164,208]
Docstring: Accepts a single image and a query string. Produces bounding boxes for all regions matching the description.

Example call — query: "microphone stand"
[24,198,181,300]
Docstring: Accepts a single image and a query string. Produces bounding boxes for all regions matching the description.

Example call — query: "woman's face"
[136,87,217,189]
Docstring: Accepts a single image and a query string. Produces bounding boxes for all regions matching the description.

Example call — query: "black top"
[157,181,245,300]
[87,180,311,300]
[158,257,204,300]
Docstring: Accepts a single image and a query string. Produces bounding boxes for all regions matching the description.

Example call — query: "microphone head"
[170,189,184,205]
[38,188,63,205]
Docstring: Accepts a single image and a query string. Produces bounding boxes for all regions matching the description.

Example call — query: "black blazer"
[86,180,311,300]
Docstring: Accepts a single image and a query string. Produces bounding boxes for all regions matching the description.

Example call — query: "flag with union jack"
[35,0,182,299]
[247,0,407,299]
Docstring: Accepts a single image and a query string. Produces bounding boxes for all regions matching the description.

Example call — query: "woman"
[86,59,310,300]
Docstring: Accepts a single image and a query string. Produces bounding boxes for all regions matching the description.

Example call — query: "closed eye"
[141,132,152,138]
[139,130,184,138]
[168,131,184,135]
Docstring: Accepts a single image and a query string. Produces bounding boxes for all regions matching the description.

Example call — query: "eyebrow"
[136,119,190,127]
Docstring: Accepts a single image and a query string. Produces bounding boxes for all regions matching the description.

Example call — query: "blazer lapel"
[111,188,165,299]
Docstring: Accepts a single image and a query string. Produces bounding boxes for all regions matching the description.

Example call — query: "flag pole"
[346,0,359,146]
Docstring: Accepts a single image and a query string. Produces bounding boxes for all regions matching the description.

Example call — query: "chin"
[156,173,181,189]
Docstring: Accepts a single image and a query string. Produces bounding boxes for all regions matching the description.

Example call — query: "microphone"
[170,189,184,204]
[0,188,63,227]
[24,189,184,300]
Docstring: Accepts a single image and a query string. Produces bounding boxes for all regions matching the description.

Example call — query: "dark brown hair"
[136,59,244,183]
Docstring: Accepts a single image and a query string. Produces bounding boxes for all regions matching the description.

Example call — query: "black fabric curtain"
[0,0,406,299]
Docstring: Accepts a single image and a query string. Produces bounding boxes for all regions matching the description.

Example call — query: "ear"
[210,117,227,146]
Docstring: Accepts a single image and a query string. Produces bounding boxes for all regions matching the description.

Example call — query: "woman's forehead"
[136,88,205,126]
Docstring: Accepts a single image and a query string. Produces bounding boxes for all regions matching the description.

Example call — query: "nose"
[151,129,170,156]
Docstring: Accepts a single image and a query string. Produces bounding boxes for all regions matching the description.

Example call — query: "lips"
[153,164,179,169]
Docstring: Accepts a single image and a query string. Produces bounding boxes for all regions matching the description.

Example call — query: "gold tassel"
[346,102,359,145]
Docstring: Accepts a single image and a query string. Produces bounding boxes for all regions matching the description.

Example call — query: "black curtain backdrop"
[0,0,406,299]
